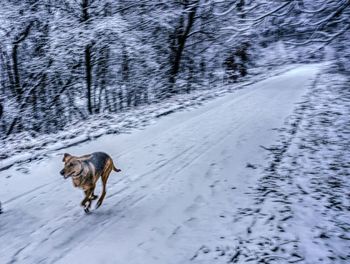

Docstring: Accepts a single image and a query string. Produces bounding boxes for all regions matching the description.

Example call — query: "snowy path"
[0,65,321,264]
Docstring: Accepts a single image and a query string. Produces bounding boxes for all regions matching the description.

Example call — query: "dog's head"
[60,153,83,179]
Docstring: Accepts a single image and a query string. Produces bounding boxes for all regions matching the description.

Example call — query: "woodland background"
[0,0,349,138]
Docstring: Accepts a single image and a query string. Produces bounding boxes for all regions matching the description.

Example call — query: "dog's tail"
[113,164,121,173]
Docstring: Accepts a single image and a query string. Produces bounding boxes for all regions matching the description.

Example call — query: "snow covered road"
[0,64,321,264]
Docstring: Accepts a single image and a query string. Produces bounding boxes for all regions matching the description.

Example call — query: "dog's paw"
[95,200,102,209]
[84,207,90,214]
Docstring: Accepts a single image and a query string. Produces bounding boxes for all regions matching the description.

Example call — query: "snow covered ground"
[0,64,298,172]
[1,64,348,264]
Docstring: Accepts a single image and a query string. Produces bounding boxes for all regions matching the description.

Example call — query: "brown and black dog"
[60,152,121,213]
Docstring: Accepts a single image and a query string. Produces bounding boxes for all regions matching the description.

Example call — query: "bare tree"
[215,0,350,48]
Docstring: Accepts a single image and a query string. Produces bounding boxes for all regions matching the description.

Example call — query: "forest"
[1,1,350,263]
[0,0,349,138]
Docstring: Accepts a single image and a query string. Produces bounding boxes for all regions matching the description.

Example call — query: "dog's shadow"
[88,207,125,220]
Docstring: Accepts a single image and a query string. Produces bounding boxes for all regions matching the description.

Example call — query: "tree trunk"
[168,1,198,95]
[11,23,32,101]
[82,0,93,114]
[85,44,93,114]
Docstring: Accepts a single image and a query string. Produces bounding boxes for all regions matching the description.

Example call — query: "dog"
[60,152,121,213]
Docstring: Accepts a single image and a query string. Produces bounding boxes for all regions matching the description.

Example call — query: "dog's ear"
[63,153,72,162]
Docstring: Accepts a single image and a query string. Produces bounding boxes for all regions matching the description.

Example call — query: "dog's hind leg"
[96,166,112,209]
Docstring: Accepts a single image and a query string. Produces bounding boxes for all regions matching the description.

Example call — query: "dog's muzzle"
[60,169,68,178]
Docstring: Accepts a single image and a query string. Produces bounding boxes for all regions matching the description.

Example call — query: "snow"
[0,64,299,172]
[0,64,335,264]
[189,64,350,263]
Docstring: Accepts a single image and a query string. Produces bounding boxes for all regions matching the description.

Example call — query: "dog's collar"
[72,167,84,178]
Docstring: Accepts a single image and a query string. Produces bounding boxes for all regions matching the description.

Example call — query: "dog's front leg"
[81,189,92,213]
[90,192,98,200]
